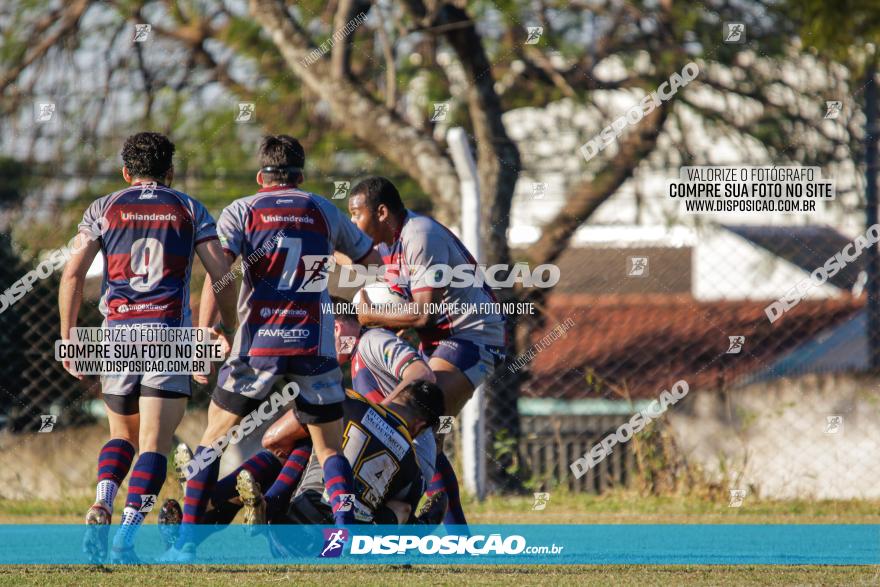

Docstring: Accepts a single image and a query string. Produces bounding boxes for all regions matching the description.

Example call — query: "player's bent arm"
[334,247,382,276]
[196,242,238,332]
[261,409,311,460]
[356,247,382,267]
[358,287,441,329]
[58,234,101,340]
[385,360,436,402]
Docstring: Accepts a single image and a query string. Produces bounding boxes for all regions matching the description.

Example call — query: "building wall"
[691,229,841,301]
[667,373,880,499]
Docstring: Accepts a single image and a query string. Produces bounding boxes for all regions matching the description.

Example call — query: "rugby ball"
[352,282,408,306]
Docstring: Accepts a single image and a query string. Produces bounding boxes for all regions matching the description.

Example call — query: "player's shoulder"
[226,188,332,213]
[105,184,199,207]
[164,187,210,212]
[401,211,447,240]
[358,326,397,348]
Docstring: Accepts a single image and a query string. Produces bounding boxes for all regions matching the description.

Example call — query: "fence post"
[446,127,487,500]
[864,59,880,371]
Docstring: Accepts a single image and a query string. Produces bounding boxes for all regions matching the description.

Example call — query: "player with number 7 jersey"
[167,136,379,560]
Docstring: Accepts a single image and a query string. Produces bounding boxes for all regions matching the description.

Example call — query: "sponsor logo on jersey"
[120,212,178,221]
[118,302,169,314]
[361,408,409,461]
[257,328,309,341]
[259,307,308,319]
[260,214,315,224]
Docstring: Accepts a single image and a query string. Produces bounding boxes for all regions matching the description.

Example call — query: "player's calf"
[112,452,167,556]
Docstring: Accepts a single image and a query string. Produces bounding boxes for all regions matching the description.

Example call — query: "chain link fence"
[2,221,878,502]
[483,223,877,500]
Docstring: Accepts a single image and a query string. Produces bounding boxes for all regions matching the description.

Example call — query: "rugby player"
[157,306,458,536]
[59,132,238,563]
[252,380,445,527]
[348,177,504,524]
[166,135,381,560]
[255,305,467,526]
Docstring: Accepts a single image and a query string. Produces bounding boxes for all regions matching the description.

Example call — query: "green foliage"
[0,157,30,208]
[791,0,880,60]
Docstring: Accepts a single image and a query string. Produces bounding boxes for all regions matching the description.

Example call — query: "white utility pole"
[446,126,487,500]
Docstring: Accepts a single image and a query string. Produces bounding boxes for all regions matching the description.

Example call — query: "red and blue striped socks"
[322,454,356,525]
[264,440,313,521]
[115,451,167,548]
[181,445,221,525]
[428,452,468,526]
[95,438,135,513]
[211,449,283,508]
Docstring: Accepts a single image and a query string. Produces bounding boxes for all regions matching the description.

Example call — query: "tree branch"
[409,1,522,266]
[0,0,91,94]
[330,0,370,79]
[249,0,459,222]
[527,103,671,269]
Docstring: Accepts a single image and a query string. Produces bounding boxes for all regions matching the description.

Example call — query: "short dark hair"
[396,380,445,427]
[121,132,175,180]
[259,135,305,185]
[330,295,357,322]
[350,176,405,214]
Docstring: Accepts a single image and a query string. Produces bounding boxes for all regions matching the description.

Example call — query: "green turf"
[0,565,876,586]
[1,493,879,583]
[3,491,880,524]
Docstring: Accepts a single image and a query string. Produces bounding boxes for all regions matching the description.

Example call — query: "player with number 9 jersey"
[79,183,218,328]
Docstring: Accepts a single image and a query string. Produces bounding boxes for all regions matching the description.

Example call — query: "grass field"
[3,490,880,524]
[0,564,878,586]
[1,492,877,585]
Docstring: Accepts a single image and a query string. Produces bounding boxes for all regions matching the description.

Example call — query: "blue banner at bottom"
[0,524,877,565]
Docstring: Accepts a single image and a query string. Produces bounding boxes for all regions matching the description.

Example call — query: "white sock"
[113,506,146,549]
[96,480,119,512]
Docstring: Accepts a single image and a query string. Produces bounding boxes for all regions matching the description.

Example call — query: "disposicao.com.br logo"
[348,534,564,556]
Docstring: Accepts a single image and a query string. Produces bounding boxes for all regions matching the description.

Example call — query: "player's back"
[388,211,505,349]
[341,390,421,514]
[350,327,422,403]
[217,187,370,357]
[81,183,216,327]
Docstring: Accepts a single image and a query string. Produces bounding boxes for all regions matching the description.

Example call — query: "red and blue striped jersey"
[78,182,217,327]
[350,328,422,403]
[217,186,373,357]
[381,211,504,351]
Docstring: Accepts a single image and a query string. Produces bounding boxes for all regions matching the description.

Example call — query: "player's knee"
[200,403,240,446]
[261,432,293,460]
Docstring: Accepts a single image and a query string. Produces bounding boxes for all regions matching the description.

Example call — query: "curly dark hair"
[121,132,175,180]
[259,135,305,185]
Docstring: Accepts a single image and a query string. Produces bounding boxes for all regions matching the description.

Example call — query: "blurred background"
[1,0,879,509]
